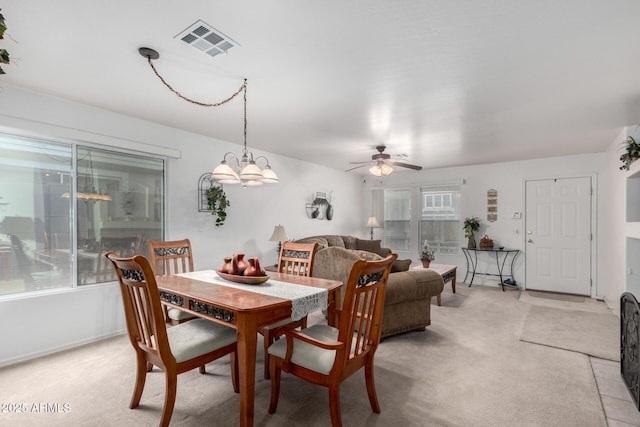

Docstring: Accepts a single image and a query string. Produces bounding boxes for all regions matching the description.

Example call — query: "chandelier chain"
[146,56,246,108]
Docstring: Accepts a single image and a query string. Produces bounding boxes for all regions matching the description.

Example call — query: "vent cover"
[175,20,238,58]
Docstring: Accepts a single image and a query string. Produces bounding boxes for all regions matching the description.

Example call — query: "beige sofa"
[296,235,444,339]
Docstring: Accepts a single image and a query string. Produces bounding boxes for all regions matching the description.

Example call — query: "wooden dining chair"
[94,236,140,283]
[105,252,239,427]
[147,238,197,325]
[267,253,397,427]
[259,241,318,379]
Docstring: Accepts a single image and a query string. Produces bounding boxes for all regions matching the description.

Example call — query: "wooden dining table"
[155,270,342,427]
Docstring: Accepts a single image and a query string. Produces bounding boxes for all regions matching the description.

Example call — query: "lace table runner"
[176,270,328,321]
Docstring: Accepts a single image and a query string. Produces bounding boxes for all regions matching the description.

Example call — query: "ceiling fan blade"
[348,161,373,165]
[387,160,423,170]
[344,164,370,172]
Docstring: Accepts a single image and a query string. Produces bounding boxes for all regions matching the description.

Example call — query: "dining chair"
[105,252,239,427]
[94,236,140,282]
[259,241,318,379]
[147,238,197,325]
[267,253,397,427]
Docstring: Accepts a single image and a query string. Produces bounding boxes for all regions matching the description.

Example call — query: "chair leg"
[263,330,274,379]
[328,383,343,427]
[268,359,281,413]
[301,315,308,329]
[230,351,239,393]
[365,359,381,413]
[130,354,148,409]
[160,371,178,427]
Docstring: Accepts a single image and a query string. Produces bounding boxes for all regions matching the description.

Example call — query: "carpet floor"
[0,285,611,426]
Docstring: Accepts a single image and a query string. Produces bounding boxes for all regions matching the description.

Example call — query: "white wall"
[0,84,363,367]
[364,153,607,296]
[602,126,638,311]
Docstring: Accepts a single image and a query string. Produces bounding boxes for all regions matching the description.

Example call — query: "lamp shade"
[240,162,264,181]
[261,165,279,183]
[268,225,288,242]
[366,216,381,228]
[212,162,240,183]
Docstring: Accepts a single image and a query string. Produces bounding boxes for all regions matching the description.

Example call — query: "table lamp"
[366,216,381,240]
[268,224,289,258]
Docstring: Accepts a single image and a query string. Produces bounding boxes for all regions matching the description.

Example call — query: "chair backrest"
[277,242,318,276]
[105,252,173,364]
[336,253,397,368]
[95,236,141,282]
[147,239,194,277]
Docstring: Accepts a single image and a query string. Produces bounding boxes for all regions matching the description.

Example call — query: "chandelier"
[62,151,112,202]
[139,47,278,187]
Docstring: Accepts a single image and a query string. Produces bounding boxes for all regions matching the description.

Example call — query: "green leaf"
[0,65,5,75]
[0,49,9,64]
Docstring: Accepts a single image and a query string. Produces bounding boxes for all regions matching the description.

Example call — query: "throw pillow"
[356,238,383,256]
[391,259,412,273]
[295,236,328,250]
[352,249,383,261]
[342,235,358,250]
[324,235,345,248]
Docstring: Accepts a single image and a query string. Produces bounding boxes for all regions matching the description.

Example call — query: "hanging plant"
[619,136,640,171]
[0,9,9,75]
[206,185,230,227]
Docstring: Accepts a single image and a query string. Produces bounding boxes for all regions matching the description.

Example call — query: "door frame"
[522,173,598,298]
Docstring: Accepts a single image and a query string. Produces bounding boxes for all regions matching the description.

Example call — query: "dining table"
[155,269,342,427]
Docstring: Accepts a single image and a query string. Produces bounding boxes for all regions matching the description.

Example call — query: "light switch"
[511,211,522,219]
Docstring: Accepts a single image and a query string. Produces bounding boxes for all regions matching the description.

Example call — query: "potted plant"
[620,136,640,171]
[0,9,9,75]
[420,240,435,268]
[206,185,230,227]
[463,216,480,248]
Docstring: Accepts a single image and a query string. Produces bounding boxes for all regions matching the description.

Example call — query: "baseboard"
[0,330,127,368]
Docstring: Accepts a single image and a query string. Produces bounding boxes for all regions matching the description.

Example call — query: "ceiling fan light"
[381,163,394,175]
[369,164,383,177]
[245,179,264,186]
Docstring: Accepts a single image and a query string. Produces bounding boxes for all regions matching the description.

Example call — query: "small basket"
[479,235,494,250]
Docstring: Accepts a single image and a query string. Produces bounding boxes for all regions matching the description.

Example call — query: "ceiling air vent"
[175,20,239,58]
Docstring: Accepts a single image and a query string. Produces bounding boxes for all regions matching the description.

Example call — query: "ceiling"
[2,1,640,174]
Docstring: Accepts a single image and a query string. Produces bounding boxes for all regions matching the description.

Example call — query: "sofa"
[296,235,444,339]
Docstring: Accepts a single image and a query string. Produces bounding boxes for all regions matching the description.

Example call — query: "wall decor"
[487,189,498,222]
[198,173,230,227]
[306,191,334,220]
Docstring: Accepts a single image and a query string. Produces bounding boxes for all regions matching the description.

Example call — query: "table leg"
[236,313,258,427]
[452,269,456,294]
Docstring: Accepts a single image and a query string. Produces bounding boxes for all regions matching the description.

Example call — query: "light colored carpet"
[520,304,619,361]
[0,286,608,426]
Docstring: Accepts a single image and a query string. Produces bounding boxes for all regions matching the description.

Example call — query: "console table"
[461,248,519,291]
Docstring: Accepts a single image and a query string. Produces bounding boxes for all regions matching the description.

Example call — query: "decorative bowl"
[216,270,269,285]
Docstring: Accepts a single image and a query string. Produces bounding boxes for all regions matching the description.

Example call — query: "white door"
[525,177,591,295]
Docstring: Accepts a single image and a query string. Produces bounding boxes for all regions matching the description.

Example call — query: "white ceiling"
[2,1,640,174]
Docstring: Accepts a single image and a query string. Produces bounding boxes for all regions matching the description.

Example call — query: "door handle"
[527,239,533,243]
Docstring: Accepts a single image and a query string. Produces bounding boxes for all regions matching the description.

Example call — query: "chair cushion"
[167,308,197,321]
[261,317,298,330]
[167,318,237,363]
[268,324,340,375]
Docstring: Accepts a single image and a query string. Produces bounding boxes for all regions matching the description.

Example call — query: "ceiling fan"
[345,145,423,176]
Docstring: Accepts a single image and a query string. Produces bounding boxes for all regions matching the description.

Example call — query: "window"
[419,186,461,254]
[383,188,411,251]
[0,133,164,296]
